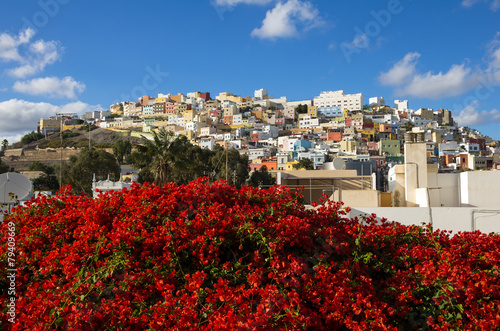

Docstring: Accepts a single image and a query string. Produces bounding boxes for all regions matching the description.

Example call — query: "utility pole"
[56,112,77,188]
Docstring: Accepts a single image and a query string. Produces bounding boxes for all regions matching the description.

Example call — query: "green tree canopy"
[130,129,192,187]
[20,131,43,145]
[249,165,276,188]
[293,158,315,170]
[62,147,120,195]
[209,145,249,187]
[1,139,8,151]
[112,139,133,164]
[29,161,59,192]
[0,158,9,174]
[295,104,308,114]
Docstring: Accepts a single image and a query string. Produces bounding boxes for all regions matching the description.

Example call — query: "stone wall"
[1,148,81,171]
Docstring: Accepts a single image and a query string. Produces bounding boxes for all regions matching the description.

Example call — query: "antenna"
[0,172,32,204]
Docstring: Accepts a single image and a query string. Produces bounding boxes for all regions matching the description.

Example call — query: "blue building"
[318,106,342,118]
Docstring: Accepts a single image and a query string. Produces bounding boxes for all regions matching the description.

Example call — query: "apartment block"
[313,90,363,112]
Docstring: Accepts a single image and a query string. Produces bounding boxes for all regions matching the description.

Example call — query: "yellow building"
[176,103,188,113]
[39,118,61,134]
[307,105,318,118]
[217,92,233,101]
[170,94,184,103]
[230,95,244,103]
[217,92,245,103]
[340,140,359,153]
[184,110,196,122]
[286,161,299,171]
[155,97,168,104]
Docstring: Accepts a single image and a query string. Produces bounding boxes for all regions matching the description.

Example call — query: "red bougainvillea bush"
[1,179,500,330]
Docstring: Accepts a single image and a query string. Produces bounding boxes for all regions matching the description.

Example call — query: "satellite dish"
[0,172,32,203]
[332,158,346,170]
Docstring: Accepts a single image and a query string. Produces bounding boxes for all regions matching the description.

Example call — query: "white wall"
[461,171,500,207]
[349,207,500,234]
[427,173,460,207]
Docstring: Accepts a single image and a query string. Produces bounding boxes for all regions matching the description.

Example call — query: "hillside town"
[38,89,499,174]
[17,88,495,216]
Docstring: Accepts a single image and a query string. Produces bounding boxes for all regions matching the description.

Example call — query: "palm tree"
[1,139,8,152]
[136,128,190,187]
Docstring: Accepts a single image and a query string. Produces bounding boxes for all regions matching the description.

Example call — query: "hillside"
[15,128,142,150]
[1,128,143,171]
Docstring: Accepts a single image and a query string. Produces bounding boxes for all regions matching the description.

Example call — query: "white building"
[200,127,216,137]
[262,124,280,138]
[175,116,185,127]
[313,90,363,112]
[299,116,320,129]
[185,121,198,132]
[201,137,215,150]
[92,175,132,199]
[248,148,269,160]
[254,88,268,100]
[369,97,385,107]
[411,115,433,128]
[286,100,314,108]
[232,113,243,125]
[394,100,409,111]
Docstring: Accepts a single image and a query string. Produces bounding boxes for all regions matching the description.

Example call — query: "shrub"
[1,180,499,330]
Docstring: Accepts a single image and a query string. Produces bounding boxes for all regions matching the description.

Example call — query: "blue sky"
[0,0,499,143]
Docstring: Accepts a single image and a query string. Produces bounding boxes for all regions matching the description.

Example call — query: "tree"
[295,104,308,114]
[29,161,50,172]
[29,161,59,192]
[20,131,43,145]
[0,158,9,174]
[209,145,249,187]
[62,147,120,195]
[112,140,133,164]
[131,128,191,187]
[1,139,7,152]
[293,158,315,170]
[249,165,276,188]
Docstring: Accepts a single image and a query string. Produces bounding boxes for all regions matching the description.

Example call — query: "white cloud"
[7,39,62,78]
[379,52,486,99]
[13,76,85,99]
[0,133,25,147]
[213,0,274,6]
[251,0,323,40]
[0,28,35,62]
[0,99,102,141]
[487,32,500,69]
[0,28,62,78]
[462,0,500,11]
[399,63,478,99]
[379,52,420,86]
[381,35,500,100]
[0,87,7,92]
[455,100,500,126]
